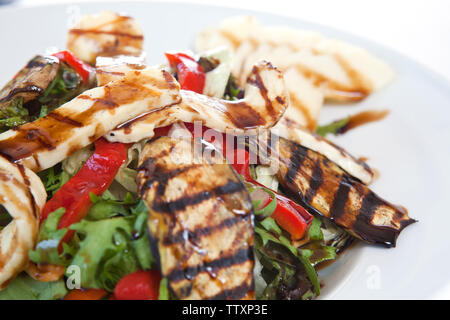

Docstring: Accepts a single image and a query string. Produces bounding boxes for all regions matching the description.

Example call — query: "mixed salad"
[0,11,415,300]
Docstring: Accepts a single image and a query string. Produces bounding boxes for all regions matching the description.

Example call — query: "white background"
[7,0,450,83]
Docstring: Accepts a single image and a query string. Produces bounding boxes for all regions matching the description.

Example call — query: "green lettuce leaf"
[68,200,154,291]
[0,273,67,300]
[68,216,136,290]
[28,208,71,266]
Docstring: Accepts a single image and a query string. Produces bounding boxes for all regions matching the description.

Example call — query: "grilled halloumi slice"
[258,134,415,246]
[95,54,146,86]
[0,67,180,172]
[195,15,394,103]
[0,156,46,289]
[105,60,288,143]
[137,137,254,300]
[67,11,144,64]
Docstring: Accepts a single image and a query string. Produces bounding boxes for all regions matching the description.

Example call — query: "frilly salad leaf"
[0,273,67,300]
[254,224,320,297]
[37,164,71,198]
[68,198,154,291]
[28,192,154,292]
[29,208,70,266]
[68,216,136,290]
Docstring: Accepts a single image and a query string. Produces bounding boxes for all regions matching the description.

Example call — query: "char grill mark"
[69,28,144,40]
[329,177,351,221]
[138,137,254,300]
[284,141,308,186]
[206,279,255,300]
[46,112,83,127]
[167,247,253,283]
[162,215,248,246]
[263,134,416,247]
[304,159,323,204]
[247,64,275,117]
[152,179,245,213]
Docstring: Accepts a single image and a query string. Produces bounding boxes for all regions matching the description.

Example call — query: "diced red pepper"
[165,52,205,93]
[52,50,93,84]
[64,288,108,300]
[271,194,313,240]
[114,270,161,300]
[41,138,127,246]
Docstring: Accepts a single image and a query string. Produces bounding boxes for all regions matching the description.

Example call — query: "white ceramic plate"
[1,1,449,300]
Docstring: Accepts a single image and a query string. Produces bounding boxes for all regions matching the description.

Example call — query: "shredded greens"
[0,97,29,132]
[37,164,71,198]
[249,164,351,300]
[37,64,82,117]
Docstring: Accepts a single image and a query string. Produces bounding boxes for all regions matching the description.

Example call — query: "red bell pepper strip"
[64,288,108,300]
[165,52,205,93]
[114,270,161,300]
[41,138,127,245]
[52,50,93,84]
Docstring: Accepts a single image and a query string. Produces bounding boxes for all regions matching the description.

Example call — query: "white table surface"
[6,0,450,84]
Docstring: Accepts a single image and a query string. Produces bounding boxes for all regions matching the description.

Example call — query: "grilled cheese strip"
[137,137,254,300]
[258,135,415,247]
[0,156,46,289]
[67,11,144,64]
[195,16,394,102]
[95,54,146,86]
[271,121,373,185]
[195,16,395,131]
[0,67,180,172]
[106,60,288,143]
